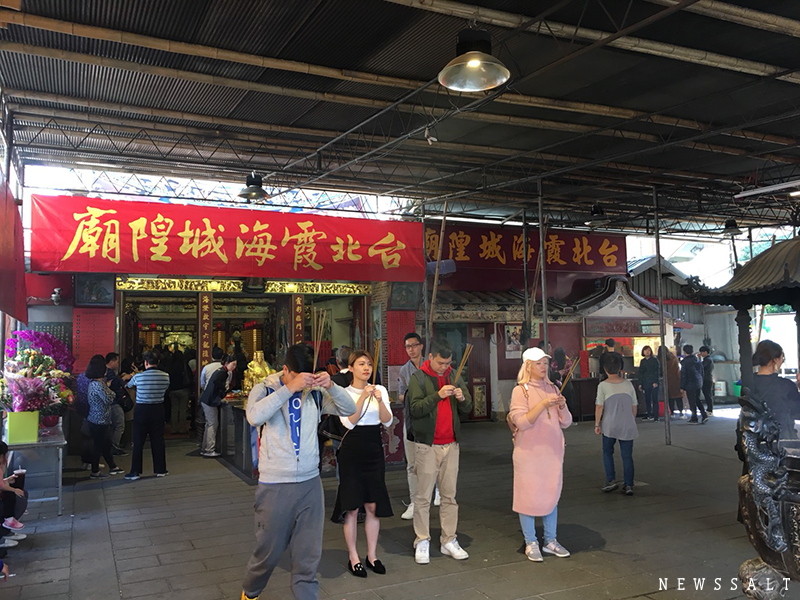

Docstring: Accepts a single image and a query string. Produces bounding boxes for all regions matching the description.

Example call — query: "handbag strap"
[338,390,372,447]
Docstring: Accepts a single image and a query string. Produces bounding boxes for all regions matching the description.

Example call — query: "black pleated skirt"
[331,424,394,521]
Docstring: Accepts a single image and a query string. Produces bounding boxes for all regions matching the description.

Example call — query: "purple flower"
[8,330,74,372]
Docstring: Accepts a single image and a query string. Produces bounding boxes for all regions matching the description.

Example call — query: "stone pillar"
[735,304,754,392]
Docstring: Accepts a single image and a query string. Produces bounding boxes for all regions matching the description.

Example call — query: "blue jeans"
[644,384,659,420]
[519,505,558,545]
[602,435,634,487]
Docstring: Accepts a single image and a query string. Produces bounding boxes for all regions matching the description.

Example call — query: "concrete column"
[735,305,754,392]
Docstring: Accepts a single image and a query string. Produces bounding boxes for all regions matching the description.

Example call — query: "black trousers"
[702,380,714,412]
[130,403,167,475]
[687,388,707,420]
[88,422,117,472]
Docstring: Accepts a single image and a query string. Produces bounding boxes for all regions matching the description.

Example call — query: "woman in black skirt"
[332,350,394,577]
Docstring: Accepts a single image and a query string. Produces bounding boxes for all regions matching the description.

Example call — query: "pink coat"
[509,379,572,516]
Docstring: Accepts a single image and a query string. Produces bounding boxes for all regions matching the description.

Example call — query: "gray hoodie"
[246,372,356,484]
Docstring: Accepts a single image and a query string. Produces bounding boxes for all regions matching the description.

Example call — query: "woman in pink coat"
[508,347,572,562]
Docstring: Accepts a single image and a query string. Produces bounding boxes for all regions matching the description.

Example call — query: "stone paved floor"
[1,409,783,600]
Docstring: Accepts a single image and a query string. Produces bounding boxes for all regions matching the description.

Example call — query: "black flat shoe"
[348,560,367,578]
[365,557,386,574]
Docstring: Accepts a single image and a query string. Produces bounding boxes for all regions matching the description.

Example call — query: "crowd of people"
[4,331,796,591]
[236,334,800,600]
[71,344,238,481]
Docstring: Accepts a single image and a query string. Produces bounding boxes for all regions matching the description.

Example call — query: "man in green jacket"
[407,339,473,565]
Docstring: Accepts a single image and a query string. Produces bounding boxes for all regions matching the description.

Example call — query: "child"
[0,442,28,533]
[594,354,639,495]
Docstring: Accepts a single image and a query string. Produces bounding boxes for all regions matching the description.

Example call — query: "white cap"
[522,347,550,363]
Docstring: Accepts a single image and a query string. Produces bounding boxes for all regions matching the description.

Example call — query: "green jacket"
[408,368,473,446]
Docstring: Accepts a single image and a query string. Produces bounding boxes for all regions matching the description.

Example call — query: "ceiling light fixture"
[237,172,268,201]
[438,29,510,93]
[585,204,611,227]
[721,219,742,236]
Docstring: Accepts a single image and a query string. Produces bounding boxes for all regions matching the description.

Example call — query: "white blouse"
[339,384,393,430]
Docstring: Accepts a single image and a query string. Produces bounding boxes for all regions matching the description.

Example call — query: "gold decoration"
[116,277,243,292]
[263,281,371,295]
[243,351,276,397]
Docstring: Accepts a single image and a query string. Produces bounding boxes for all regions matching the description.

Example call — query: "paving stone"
[119,578,172,598]
[6,418,764,600]
[117,554,161,571]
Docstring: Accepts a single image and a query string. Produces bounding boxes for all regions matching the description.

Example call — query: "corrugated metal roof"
[1,0,798,231]
[694,238,800,305]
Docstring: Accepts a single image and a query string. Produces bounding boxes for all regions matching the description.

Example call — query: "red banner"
[425,224,626,273]
[30,195,425,282]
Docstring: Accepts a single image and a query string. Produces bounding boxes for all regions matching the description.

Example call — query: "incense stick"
[312,308,326,374]
[372,338,381,386]
[454,343,473,385]
[559,355,580,393]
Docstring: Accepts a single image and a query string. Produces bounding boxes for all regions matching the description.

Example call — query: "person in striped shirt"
[124,351,171,481]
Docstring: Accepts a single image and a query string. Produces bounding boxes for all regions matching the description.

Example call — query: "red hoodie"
[420,360,456,445]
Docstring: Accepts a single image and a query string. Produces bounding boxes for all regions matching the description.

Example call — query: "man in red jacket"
[407,339,473,565]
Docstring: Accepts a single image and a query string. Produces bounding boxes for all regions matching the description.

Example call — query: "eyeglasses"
[405,343,422,349]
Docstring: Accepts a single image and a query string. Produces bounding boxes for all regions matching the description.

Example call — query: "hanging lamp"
[238,172,267,201]
[722,219,742,236]
[438,29,510,92]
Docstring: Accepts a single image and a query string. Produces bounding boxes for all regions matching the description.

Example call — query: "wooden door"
[466,323,492,421]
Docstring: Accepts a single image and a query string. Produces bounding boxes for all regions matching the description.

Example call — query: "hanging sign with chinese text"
[198,293,213,368]
[30,195,424,282]
[424,225,625,272]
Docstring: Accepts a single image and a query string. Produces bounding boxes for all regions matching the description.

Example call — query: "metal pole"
[653,188,671,446]
[421,206,430,354]
[3,109,12,184]
[522,210,530,343]
[538,180,549,350]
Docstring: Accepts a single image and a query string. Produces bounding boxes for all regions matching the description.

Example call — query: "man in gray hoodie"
[241,344,356,600]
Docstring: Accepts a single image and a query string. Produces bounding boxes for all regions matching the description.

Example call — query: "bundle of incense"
[311,308,327,381]
[453,343,474,385]
[559,356,580,393]
[372,339,381,386]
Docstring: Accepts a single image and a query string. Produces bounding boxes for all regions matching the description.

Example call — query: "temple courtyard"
[3,409,765,600]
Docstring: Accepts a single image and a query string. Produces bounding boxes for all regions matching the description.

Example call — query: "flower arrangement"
[1,330,75,419]
[5,330,74,372]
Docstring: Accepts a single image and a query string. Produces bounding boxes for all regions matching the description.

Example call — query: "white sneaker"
[0,538,18,548]
[201,451,221,458]
[525,542,543,562]
[441,538,469,560]
[542,539,570,558]
[401,503,414,520]
[415,539,430,564]
[434,488,441,507]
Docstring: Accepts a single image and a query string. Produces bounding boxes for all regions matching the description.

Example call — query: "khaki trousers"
[404,422,417,503]
[413,441,460,546]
